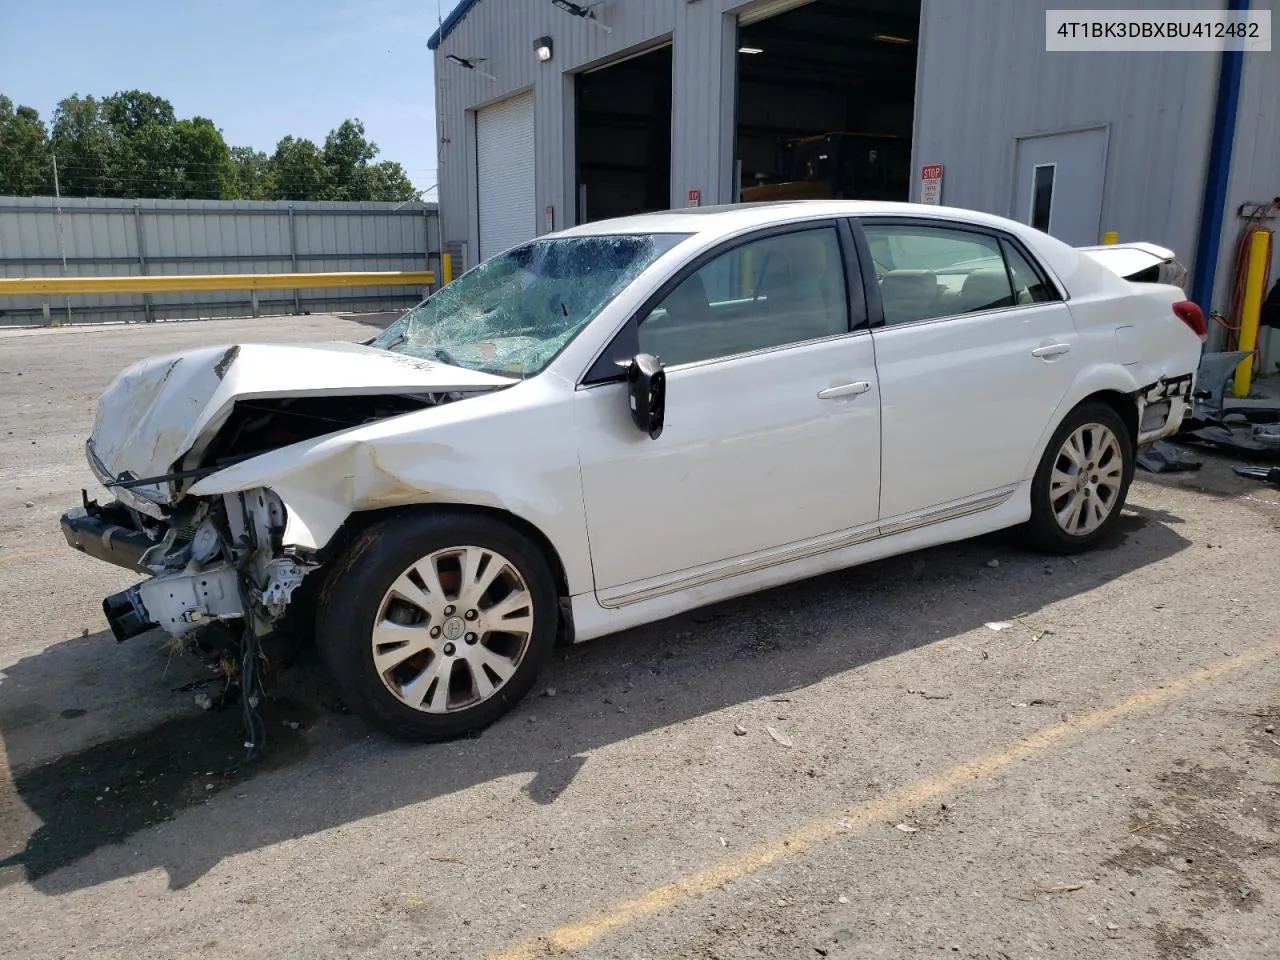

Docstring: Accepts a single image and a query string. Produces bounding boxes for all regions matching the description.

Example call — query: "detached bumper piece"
[61,498,155,574]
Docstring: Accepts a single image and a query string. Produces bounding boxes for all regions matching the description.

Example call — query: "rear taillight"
[1173,300,1207,341]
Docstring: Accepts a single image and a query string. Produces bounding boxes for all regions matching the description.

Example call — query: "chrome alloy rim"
[370,546,534,713]
[1050,423,1124,536]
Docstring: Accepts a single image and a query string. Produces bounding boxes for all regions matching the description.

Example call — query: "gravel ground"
[1,316,1278,960]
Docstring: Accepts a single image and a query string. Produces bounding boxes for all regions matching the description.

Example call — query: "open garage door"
[476,91,536,261]
[575,45,673,224]
[735,0,920,204]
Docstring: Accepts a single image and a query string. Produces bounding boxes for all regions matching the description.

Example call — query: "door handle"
[1031,343,1071,359]
[817,380,872,400]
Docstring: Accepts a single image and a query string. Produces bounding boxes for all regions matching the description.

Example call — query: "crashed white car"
[63,201,1205,740]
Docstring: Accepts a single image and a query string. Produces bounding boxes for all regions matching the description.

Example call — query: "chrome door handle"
[1031,343,1071,359]
[817,380,872,400]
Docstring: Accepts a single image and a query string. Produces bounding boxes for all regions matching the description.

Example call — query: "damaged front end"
[62,341,514,648]
[65,484,311,645]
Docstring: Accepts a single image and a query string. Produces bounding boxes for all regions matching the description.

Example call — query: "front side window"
[864,224,1016,326]
[637,227,850,367]
[370,233,688,377]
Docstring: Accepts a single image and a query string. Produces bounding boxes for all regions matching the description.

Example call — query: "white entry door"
[1013,127,1109,247]
[476,91,536,261]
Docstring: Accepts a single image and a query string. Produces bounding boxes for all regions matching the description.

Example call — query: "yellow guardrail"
[0,270,436,297]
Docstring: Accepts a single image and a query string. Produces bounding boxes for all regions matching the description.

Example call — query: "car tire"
[1021,401,1134,555]
[316,509,558,741]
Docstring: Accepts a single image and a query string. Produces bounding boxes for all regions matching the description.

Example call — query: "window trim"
[848,216,1067,331]
[579,219,868,387]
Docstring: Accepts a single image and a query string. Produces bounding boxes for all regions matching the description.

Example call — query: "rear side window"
[864,223,1060,325]
[1001,239,1059,304]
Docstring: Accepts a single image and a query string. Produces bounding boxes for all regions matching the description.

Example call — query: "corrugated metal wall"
[435,0,1267,335]
[912,0,1222,268]
[435,0,760,261]
[0,196,440,326]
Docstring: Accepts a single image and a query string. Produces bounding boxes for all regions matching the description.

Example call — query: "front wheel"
[316,511,558,741]
[1021,401,1134,554]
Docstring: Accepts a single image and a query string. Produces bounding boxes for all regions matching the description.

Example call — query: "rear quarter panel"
[1017,239,1202,476]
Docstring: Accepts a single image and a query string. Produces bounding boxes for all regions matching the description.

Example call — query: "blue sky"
[0,0,465,198]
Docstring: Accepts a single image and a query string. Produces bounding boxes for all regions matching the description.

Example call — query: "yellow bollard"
[1233,228,1274,398]
[1102,231,1119,245]
[442,253,454,287]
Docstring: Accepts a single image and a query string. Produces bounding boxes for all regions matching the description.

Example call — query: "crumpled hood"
[89,340,512,503]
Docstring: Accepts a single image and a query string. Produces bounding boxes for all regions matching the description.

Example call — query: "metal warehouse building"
[430,0,1278,336]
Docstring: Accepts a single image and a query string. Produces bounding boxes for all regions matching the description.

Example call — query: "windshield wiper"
[431,347,460,367]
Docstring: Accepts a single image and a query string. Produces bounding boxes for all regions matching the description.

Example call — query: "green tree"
[229,145,274,200]
[322,119,378,200]
[49,94,122,196]
[270,135,332,200]
[359,160,416,202]
[0,96,53,195]
[171,117,233,198]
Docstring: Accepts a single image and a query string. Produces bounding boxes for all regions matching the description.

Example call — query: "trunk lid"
[1077,242,1189,289]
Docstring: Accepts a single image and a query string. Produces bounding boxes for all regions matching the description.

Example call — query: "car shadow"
[0,505,1191,894]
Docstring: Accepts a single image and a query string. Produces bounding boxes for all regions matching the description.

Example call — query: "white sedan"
[62,201,1205,741]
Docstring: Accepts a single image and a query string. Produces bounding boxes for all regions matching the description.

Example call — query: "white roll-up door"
[476,91,536,261]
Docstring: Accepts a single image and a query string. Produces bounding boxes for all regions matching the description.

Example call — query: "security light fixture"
[445,53,497,81]
[552,0,612,34]
[534,36,554,61]
[872,33,913,44]
[737,45,764,54]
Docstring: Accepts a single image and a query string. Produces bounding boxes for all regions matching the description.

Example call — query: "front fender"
[188,376,593,593]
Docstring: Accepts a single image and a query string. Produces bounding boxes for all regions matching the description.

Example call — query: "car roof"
[554,200,1041,243]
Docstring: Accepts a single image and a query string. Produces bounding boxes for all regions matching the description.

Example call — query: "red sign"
[687,189,701,207]
[920,164,944,205]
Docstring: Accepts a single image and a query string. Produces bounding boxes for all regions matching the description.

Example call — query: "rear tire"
[316,510,558,741]
[1021,401,1134,555]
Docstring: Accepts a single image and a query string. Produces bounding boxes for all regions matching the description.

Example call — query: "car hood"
[89,340,512,504]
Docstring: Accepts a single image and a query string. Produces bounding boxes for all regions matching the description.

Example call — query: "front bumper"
[61,501,155,574]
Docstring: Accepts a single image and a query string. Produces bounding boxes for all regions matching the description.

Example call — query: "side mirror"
[625,353,665,439]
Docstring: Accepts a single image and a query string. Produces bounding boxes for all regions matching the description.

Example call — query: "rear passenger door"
[855,218,1078,520]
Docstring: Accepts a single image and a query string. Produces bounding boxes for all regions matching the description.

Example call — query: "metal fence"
[0,195,441,326]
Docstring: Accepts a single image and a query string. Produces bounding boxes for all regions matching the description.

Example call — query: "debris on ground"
[193,694,214,711]
[766,726,792,747]
[1234,464,1280,485]
[894,823,918,833]
[24,501,34,508]
[733,723,747,737]
[985,559,1000,569]
[542,686,558,698]
[907,688,953,700]
[1137,440,1202,473]
[985,621,1013,631]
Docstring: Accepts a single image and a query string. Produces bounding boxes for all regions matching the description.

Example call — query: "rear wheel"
[1021,401,1133,554]
[316,511,558,741]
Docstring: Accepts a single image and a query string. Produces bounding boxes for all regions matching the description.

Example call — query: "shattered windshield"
[370,233,688,377]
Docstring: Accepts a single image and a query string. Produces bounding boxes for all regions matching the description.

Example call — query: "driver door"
[573,222,882,603]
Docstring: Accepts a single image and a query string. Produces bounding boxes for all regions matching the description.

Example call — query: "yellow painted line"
[489,637,1280,960]
[0,270,435,297]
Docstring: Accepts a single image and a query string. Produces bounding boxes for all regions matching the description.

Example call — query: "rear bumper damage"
[1135,372,1194,446]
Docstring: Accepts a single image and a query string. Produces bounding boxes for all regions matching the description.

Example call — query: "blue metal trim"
[428,0,483,50]
[1189,0,1248,313]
